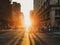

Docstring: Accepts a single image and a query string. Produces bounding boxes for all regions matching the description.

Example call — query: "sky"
[12,0,33,15]
[12,0,33,27]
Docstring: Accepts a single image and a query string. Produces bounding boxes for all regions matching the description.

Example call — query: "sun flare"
[12,0,33,32]
[24,13,31,27]
[24,12,32,32]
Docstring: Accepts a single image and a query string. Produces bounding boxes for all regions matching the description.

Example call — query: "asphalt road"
[0,29,60,45]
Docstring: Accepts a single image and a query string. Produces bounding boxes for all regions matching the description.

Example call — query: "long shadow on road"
[29,32,47,45]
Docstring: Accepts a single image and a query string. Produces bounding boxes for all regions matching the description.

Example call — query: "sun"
[24,12,32,32]
[12,0,33,32]
[24,17,31,27]
[24,12,31,26]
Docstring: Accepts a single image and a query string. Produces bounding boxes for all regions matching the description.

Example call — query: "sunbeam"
[6,31,24,45]
[21,32,30,45]
[29,33,35,45]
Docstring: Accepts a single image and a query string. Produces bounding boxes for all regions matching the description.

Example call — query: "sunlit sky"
[12,0,33,15]
[12,0,33,27]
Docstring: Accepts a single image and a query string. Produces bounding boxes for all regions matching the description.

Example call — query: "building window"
[47,12,50,19]
[58,0,60,5]
[55,10,60,16]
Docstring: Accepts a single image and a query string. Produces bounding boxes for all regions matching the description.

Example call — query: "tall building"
[34,0,60,28]
[34,0,40,12]
[0,0,11,20]
[33,0,43,27]
[11,2,24,28]
[0,0,24,29]
[0,0,12,29]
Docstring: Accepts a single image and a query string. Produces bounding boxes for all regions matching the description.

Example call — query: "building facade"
[34,0,60,28]
[11,2,21,28]
[0,0,24,29]
[0,0,12,29]
[11,2,24,28]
